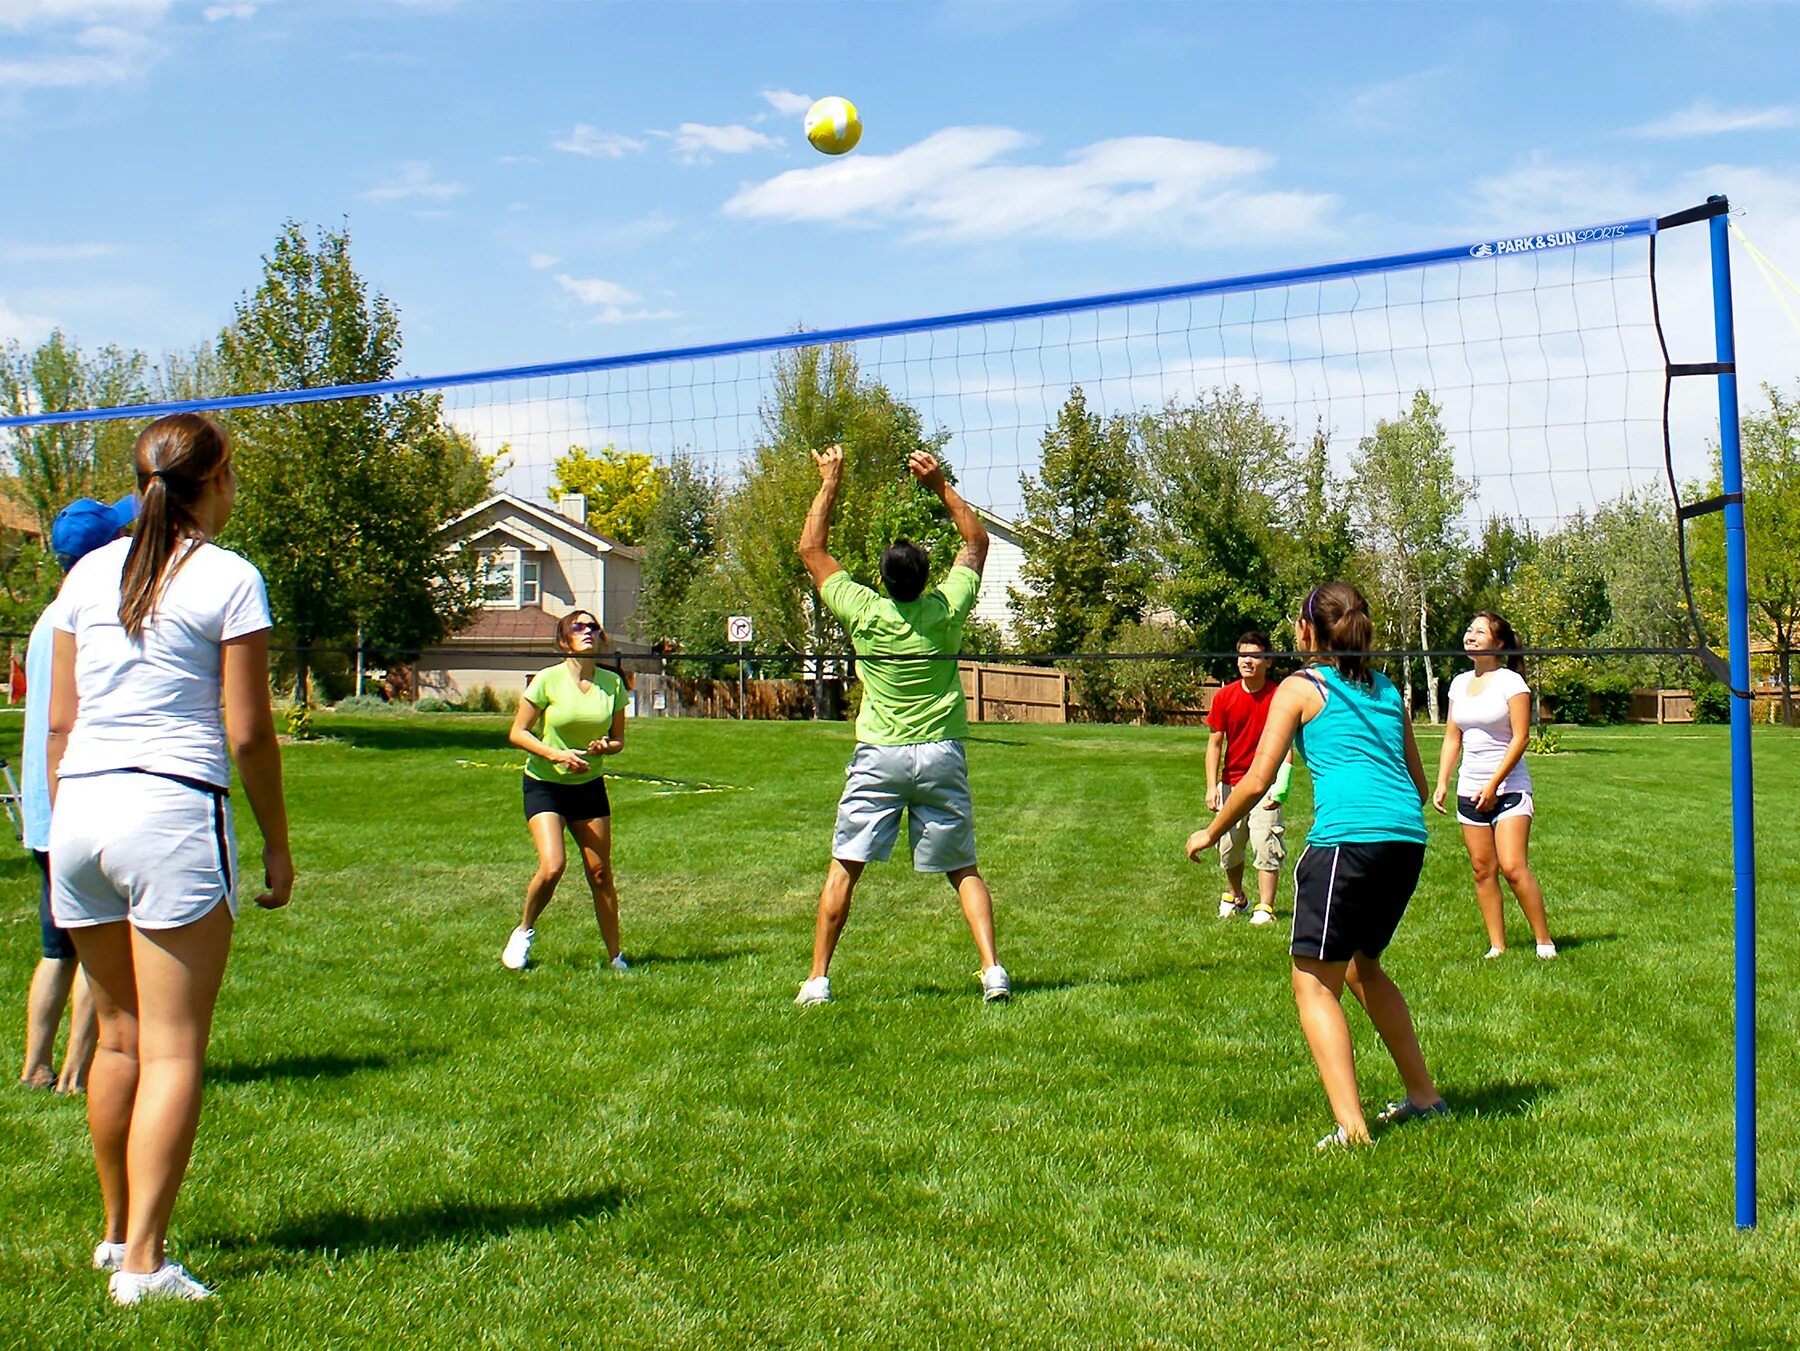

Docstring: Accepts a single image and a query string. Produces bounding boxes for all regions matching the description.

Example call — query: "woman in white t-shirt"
[1432,612,1555,960]
[47,412,293,1305]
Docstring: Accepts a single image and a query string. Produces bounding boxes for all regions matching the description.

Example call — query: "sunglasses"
[569,621,601,634]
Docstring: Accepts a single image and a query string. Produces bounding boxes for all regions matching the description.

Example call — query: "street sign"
[727,615,754,644]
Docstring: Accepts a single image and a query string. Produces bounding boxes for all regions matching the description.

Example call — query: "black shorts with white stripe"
[1290,840,1426,963]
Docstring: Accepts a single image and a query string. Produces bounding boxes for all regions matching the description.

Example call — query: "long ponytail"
[1301,581,1375,684]
[118,413,229,639]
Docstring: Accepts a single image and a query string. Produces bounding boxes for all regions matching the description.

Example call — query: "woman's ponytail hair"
[1301,581,1375,684]
[118,413,229,640]
[1475,610,1525,674]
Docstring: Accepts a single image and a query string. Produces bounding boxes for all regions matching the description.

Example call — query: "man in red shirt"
[1204,631,1291,925]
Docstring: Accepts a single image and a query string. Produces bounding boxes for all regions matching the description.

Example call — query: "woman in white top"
[47,412,293,1305]
[1432,612,1555,960]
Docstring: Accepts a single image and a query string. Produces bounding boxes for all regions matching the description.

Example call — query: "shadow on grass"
[624,947,761,968]
[1553,932,1620,953]
[903,964,1215,998]
[211,1051,431,1085]
[208,1187,630,1260]
[314,719,511,755]
[965,735,1028,747]
[1449,1080,1553,1117]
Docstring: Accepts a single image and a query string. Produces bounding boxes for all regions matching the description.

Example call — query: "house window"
[519,557,541,605]
[481,553,517,605]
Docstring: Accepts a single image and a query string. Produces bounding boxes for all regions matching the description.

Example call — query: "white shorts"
[50,771,239,930]
[832,740,977,874]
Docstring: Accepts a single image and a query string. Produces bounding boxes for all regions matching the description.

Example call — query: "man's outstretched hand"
[813,444,845,486]
[907,450,946,492]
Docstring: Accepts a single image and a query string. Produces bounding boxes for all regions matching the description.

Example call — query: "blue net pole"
[1709,199,1758,1230]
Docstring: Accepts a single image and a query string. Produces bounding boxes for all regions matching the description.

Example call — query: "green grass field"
[1,712,1796,1348]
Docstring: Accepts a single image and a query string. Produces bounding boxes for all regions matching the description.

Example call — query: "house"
[971,507,1030,643]
[415,492,646,702]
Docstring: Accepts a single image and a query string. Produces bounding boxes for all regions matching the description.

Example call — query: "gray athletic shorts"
[832,740,977,873]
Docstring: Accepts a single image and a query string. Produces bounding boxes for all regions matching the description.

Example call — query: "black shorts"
[34,850,75,961]
[522,774,611,825]
[1291,840,1426,963]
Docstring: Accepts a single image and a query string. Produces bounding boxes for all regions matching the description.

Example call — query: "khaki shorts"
[1218,781,1285,873]
[833,740,976,874]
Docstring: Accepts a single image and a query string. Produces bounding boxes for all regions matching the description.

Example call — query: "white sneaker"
[981,964,1011,1003]
[1218,893,1247,919]
[92,1240,126,1272]
[1483,946,1505,960]
[501,926,534,971]
[795,976,831,1006]
[609,953,631,972]
[109,1262,214,1304]
[1250,903,1275,927]
[1536,943,1558,960]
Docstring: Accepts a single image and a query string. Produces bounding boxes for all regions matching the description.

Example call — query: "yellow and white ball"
[804,96,862,156]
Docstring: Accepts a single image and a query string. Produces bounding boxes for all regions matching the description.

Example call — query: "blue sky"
[3,0,1796,385]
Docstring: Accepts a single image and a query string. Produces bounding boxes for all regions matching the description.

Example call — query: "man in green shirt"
[794,444,1009,1006]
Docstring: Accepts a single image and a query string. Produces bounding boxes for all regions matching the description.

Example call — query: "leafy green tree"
[1140,387,1291,660]
[218,221,490,700]
[552,444,660,544]
[1,330,147,537]
[1690,382,1800,724]
[1275,423,1358,624]
[1455,516,1539,622]
[1349,391,1471,721]
[637,453,720,648]
[1011,386,1150,653]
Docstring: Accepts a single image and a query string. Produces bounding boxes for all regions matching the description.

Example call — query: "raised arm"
[909,451,988,574]
[798,444,846,589]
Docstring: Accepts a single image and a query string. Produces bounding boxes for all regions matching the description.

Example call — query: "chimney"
[558,493,587,525]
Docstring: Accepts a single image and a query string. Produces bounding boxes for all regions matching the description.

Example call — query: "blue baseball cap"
[50,494,138,566]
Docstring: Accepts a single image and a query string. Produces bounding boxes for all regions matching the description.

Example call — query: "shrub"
[413,696,456,713]
[460,684,520,715]
[332,694,399,714]
[285,705,316,740]
[1691,681,1732,724]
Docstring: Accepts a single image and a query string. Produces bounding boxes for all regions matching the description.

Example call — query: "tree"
[1276,423,1359,619]
[551,444,660,544]
[1349,391,1471,722]
[637,452,721,648]
[1,330,147,537]
[218,222,491,701]
[1011,386,1150,653]
[1691,382,1800,724]
[1140,388,1293,660]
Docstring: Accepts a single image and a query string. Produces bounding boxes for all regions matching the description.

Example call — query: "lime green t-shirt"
[821,564,980,746]
[522,662,626,783]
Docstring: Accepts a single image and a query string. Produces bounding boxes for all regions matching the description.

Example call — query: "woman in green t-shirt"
[500,610,630,973]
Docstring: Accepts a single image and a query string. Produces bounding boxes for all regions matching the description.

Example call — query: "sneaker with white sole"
[501,926,534,971]
[92,1240,125,1272]
[1250,902,1275,927]
[1316,1126,1351,1151]
[980,964,1011,1003]
[1536,942,1558,960]
[1218,893,1247,919]
[610,953,631,972]
[1483,945,1505,960]
[109,1262,214,1304]
[795,976,831,1006]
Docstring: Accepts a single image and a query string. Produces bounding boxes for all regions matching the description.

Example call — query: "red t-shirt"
[1206,679,1277,785]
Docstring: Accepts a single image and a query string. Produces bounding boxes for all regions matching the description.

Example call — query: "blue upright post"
[1708,197,1758,1229]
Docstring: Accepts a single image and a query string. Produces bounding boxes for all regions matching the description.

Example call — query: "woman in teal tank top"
[1186,582,1445,1148]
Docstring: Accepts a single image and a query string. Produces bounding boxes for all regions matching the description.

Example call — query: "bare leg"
[568,816,621,959]
[121,900,233,1274]
[520,813,567,931]
[22,957,77,1087]
[1257,867,1279,912]
[946,865,998,970]
[57,969,98,1094]
[1344,953,1441,1108]
[1224,861,1247,906]
[72,923,138,1247]
[1291,957,1369,1142]
[1460,824,1506,950]
[809,859,864,979]
[1495,816,1553,947]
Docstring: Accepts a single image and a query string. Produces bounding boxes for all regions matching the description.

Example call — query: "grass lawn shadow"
[211,1050,436,1085]
[1449,1080,1554,1117]
[625,947,762,967]
[316,720,510,755]
[903,963,1217,998]
[1553,932,1621,953]
[207,1187,630,1261]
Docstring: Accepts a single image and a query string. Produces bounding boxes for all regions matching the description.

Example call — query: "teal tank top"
[1293,667,1428,846]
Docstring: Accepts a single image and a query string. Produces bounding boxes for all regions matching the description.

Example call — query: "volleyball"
[804,96,861,156]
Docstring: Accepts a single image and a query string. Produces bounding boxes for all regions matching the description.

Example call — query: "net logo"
[1469,224,1631,259]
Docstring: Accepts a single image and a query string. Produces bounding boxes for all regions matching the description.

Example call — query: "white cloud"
[552,273,677,323]
[662,122,781,165]
[360,160,467,203]
[0,20,160,89]
[724,126,1335,244]
[1346,67,1452,131]
[527,252,560,270]
[552,123,644,159]
[202,2,256,19]
[1629,100,1797,138]
[0,1,168,27]
[760,87,813,117]
[0,240,118,261]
